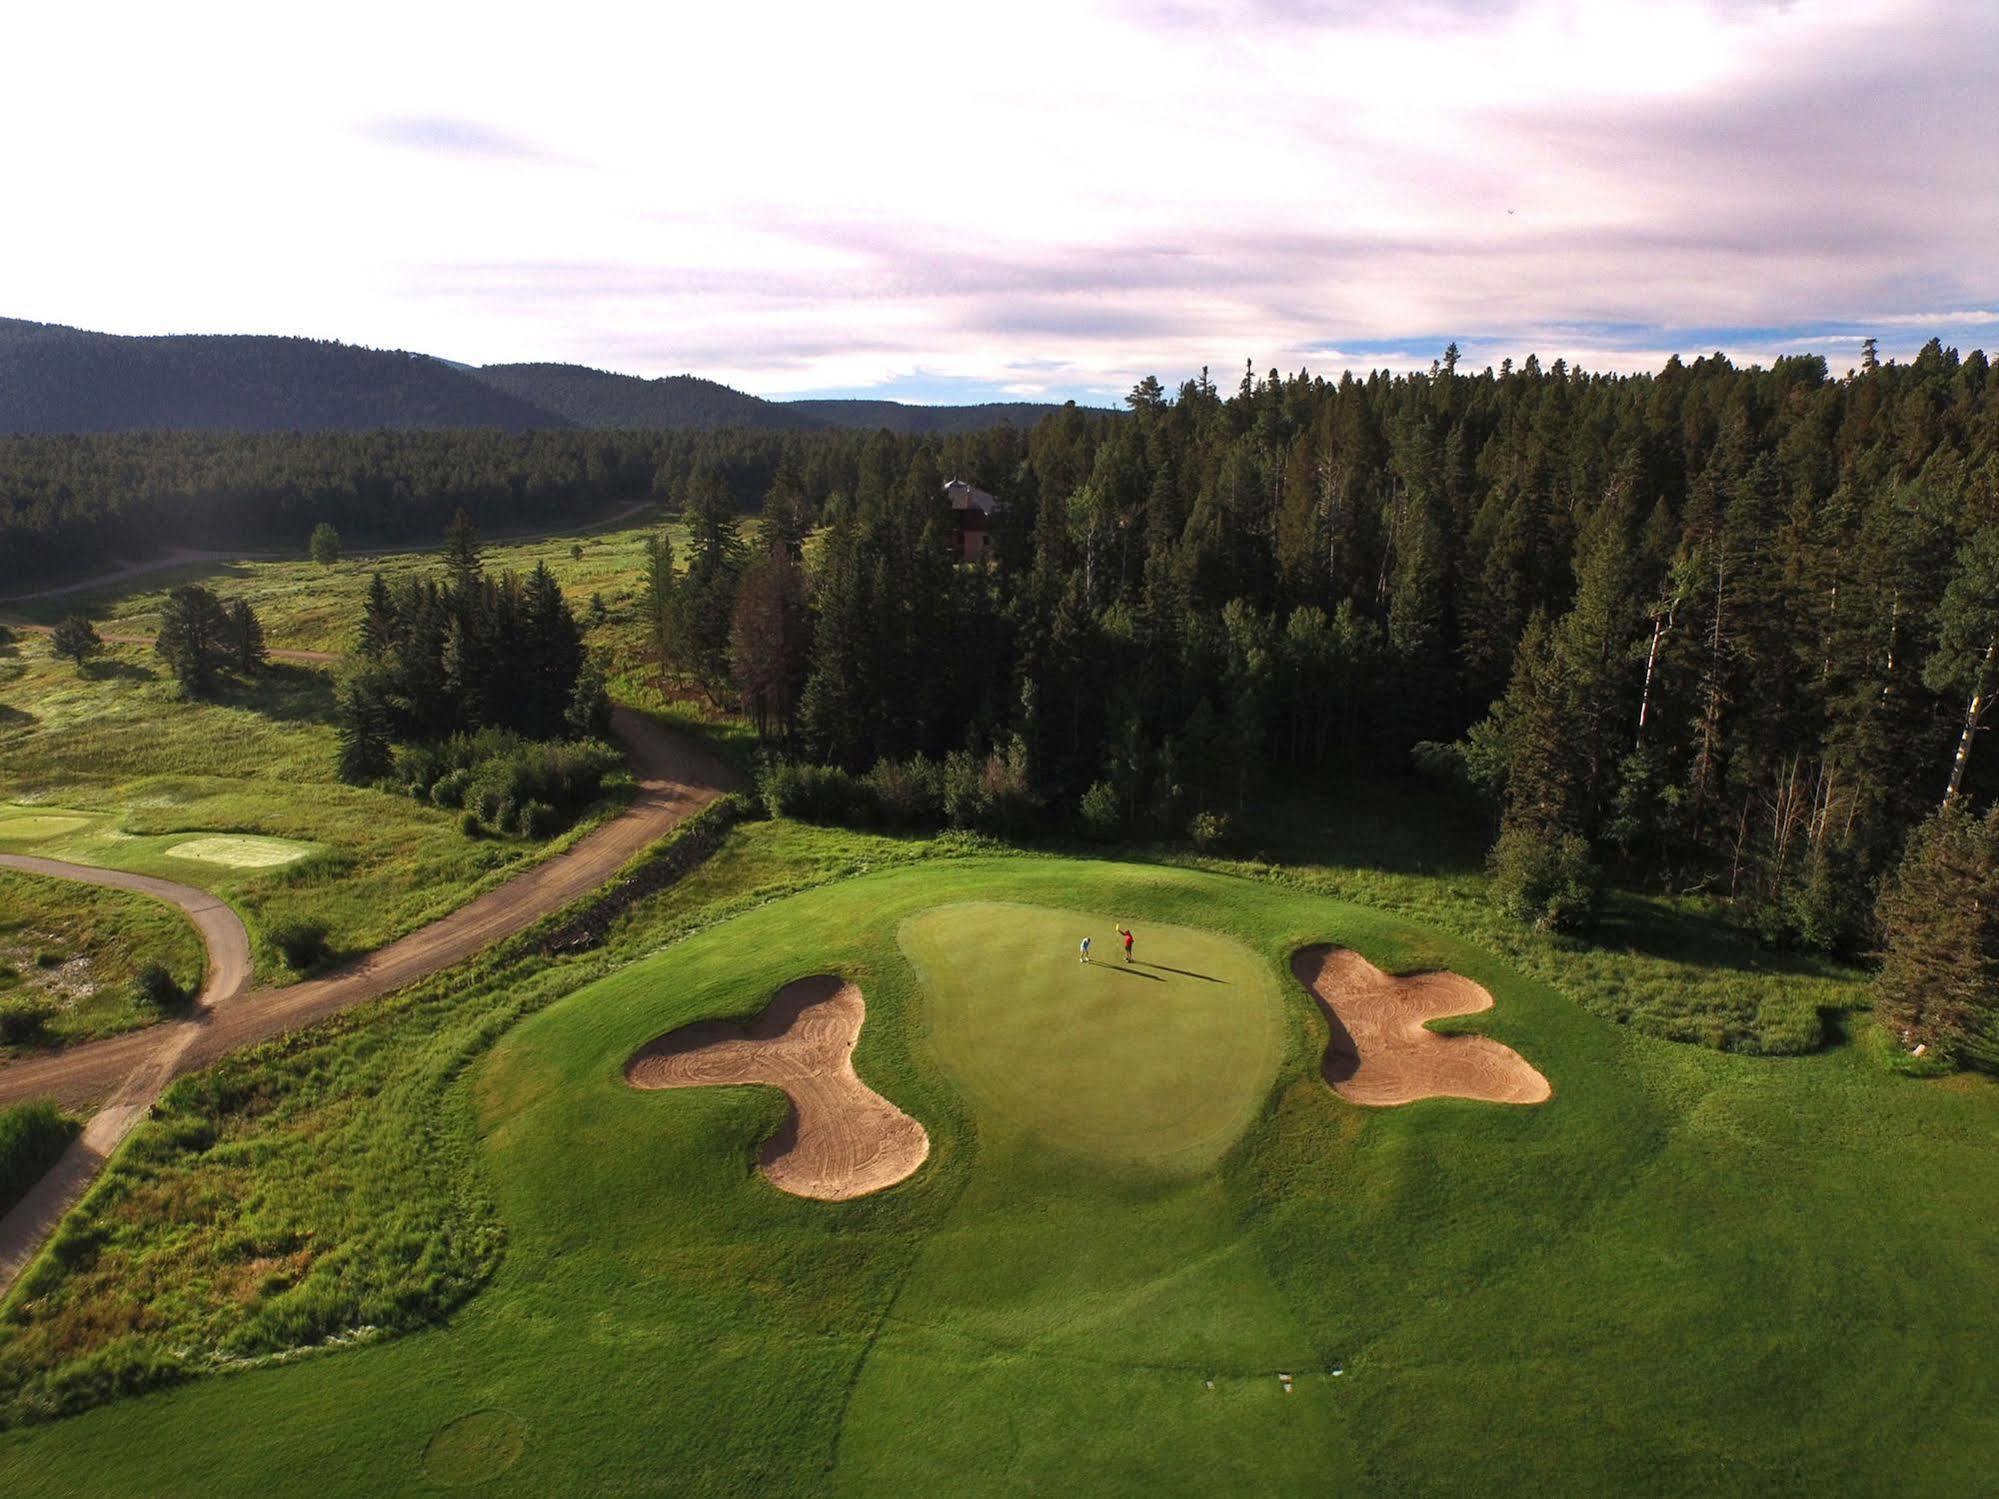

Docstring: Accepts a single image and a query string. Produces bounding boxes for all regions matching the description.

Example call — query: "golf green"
[902,902,1284,1172]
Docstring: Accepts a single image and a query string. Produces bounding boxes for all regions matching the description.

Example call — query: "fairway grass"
[2,850,1994,1494]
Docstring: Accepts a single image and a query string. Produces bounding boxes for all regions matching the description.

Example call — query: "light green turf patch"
[163,834,318,869]
[0,810,93,842]
[900,901,1284,1174]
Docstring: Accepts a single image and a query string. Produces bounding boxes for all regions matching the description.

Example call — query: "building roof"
[943,477,1001,514]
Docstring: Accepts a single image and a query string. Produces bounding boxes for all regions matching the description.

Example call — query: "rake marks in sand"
[1294,945,1550,1107]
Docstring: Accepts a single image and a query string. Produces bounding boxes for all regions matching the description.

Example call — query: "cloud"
[3,0,1991,401]
[359,116,564,164]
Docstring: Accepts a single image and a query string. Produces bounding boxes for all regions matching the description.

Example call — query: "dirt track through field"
[626,976,929,1200]
[1293,945,1551,1107]
[0,706,735,1294]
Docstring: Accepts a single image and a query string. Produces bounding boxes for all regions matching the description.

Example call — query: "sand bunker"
[625,975,929,1200]
[1292,946,1550,1107]
[165,835,316,869]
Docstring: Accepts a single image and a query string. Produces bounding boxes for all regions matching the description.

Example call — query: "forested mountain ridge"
[0,319,1085,436]
[472,363,1077,434]
[0,318,559,434]
[471,363,806,431]
[782,398,1076,435]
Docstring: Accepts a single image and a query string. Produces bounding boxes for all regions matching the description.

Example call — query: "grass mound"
[421,1409,526,1486]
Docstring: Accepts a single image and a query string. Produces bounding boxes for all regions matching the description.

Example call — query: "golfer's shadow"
[1140,964,1225,983]
[1100,963,1164,983]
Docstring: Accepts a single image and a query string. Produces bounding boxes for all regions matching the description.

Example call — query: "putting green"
[164,834,316,869]
[0,810,92,842]
[900,902,1284,1173]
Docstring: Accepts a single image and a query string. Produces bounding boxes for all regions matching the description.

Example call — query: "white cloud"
[0,0,1990,399]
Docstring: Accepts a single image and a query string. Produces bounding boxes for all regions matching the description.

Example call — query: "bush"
[1188,810,1230,850]
[1491,823,1601,932]
[267,918,331,972]
[0,1099,79,1216]
[0,995,54,1045]
[1079,781,1123,842]
[513,799,561,839]
[133,963,187,1010]
[758,759,864,824]
[430,767,472,809]
[394,743,445,801]
[864,757,944,829]
[459,809,483,837]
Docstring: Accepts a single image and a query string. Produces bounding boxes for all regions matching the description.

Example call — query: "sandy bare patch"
[1292,946,1550,1107]
[625,975,929,1200]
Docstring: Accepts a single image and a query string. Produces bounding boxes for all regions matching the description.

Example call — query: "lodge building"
[945,477,1002,561]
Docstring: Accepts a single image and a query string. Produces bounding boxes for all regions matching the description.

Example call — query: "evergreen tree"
[334,669,394,784]
[49,613,102,671]
[154,584,229,696]
[224,599,265,673]
[1874,801,1999,1059]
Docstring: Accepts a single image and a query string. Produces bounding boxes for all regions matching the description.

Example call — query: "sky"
[5,0,1995,405]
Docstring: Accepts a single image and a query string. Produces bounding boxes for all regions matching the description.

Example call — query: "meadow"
[0,868,206,1051]
[0,512,683,1003]
[0,821,1991,1495]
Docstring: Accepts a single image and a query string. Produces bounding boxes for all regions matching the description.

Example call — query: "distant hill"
[0,318,557,434]
[782,398,1074,435]
[475,364,1076,434]
[0,318,1100,435]
[472,362,810,430]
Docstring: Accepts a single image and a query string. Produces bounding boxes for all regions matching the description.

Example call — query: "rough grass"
[0,870,207,1050]
[0,640,622,982]
[3,512,681,661]
[0,827,1993,1496]
[0,1102,79,1218]
[1220,776,1871,1054]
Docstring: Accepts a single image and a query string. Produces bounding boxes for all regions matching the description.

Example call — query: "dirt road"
[0,707,735,1291]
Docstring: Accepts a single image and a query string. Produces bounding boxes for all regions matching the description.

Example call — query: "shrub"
[0,1099,79,1216]
[1188,810,1230,850]
[394,743,445,801]
[864,757,943,829]
[0,996,54,1045]
[267,919,331,972]
[1491,823,1601,932]
[758,759,863,824]
[1079,781,1123,842]
[513,799,561,839]
[429,768,472,809]
[459,809,483,837]
[133,963,187,1010]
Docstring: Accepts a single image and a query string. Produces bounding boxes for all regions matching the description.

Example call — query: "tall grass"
[0,1101,77,1217]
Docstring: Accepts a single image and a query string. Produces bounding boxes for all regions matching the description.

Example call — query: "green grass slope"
[0,855,1992,1495]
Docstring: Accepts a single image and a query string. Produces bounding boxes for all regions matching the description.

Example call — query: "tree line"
[651,343,1999,1064]
[0,424,992,589]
